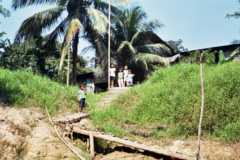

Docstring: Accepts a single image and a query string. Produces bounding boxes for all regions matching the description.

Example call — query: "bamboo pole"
[67,45,71,86]
[196,52,205,160]
[107,0,111,90]
[45,107,87,160]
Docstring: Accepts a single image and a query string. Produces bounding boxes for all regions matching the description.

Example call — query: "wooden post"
[90,133,95,159]
[107,0,111,90]
[196,52,205,160]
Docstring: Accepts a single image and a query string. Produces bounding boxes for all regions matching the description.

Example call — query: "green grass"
[0,68,79,114]
[89,62,240,142]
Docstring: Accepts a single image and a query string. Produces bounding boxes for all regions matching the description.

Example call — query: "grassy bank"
[0,68,79,114]
[89,62,240,142]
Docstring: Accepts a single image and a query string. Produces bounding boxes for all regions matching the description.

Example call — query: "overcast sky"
[1,0,240,51]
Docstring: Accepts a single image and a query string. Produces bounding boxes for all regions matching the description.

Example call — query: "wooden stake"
[196,52,205,160]
[90,133,95,159]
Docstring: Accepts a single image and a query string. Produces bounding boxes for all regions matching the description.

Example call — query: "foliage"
[180,50,224,64]
[89,62,240,142]
[110,6,175,81]
[0,68,78,114]
[0,0,10,18]
[167,39,188,52]
[12,0,119,84]
[0,37,62,78]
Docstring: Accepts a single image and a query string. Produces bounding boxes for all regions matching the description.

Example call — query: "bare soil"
[0,106,78,160]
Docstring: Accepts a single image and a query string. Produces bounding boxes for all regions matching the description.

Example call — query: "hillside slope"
[0,69,78,114]
[90,62,240,142]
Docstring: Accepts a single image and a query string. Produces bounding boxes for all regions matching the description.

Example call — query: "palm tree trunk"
[72,29,79,84]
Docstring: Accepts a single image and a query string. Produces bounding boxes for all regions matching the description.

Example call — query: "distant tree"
[112,6,176,81]
[167,39,188,52]
[231,39,240,44]
[0,37,60,77]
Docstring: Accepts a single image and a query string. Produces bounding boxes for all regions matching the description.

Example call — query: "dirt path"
[97,87,129,108]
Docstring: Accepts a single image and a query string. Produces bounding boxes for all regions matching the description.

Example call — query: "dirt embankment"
[0,106,78,160]
[1,106,239,160]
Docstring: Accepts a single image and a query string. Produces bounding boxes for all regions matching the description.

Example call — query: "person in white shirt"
[86,79,95,93]
[123,65,129,87]
[127,69,134,86]
[118,68,124,88]
[109,64,116,88]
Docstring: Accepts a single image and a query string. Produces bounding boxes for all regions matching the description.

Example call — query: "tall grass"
[0,68,78,114]
[90,62,240,141]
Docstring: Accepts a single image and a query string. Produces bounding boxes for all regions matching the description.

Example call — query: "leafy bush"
[0,68,78,114]
[90,62,240,141]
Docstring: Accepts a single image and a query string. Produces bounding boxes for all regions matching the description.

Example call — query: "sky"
[0,0,240,52]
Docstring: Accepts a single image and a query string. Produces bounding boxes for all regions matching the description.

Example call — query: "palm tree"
[12,0,120,84]
[112,6,177,81]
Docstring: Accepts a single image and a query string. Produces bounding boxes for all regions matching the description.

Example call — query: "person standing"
[78,84,86,112]
[123,65,129,87]
[109,64,116,88]
[127,69,134,86]
[118,68,124,88]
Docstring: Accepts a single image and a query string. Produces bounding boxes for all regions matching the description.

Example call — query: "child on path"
[78,84,86,112]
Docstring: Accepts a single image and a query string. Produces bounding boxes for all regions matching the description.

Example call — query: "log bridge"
[72,126,195,160]
[54,113,195,160]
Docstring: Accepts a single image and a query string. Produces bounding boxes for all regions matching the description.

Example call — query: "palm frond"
[47,16,70,41]
[226,47,240,61]
[15,6,64,42]
[93,0,122,16]
[57,0,68,6]
[135,53,168,66]
[81,45,95,55]
[136,43,173,57]
[136,53,180,66]
[142,19,164,32]
[87,7,108,34]
[0,4,10,17]
[12,0,58,9]
[131,31,174,53]
[117,41,136,54]
[130,31,140,44]
[59,18,81,71]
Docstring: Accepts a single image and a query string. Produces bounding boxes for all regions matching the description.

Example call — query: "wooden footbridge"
[54,113,195,160]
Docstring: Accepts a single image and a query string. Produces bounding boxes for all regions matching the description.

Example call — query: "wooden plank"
[72,127,195,160]
[89,133,95,159]
[54,113,89,124]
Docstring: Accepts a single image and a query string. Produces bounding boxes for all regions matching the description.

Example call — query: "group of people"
[110,65,134,88]
[77,65,135,112]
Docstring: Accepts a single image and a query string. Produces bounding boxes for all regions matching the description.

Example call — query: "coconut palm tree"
[112,6,177,81]
[12,0,120,84]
